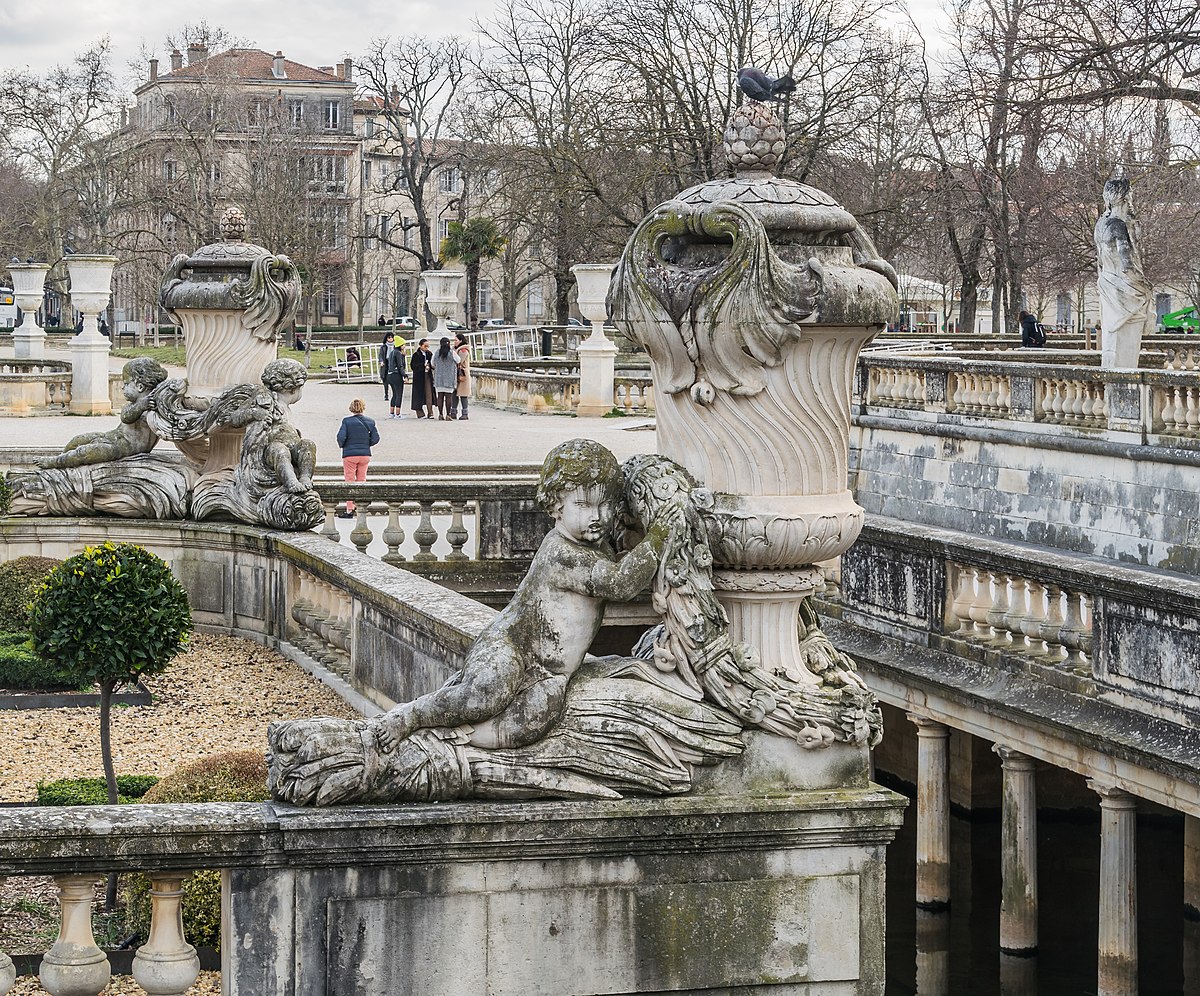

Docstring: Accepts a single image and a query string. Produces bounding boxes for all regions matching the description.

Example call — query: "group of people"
[379,331,473,421]
[336,331,474,517]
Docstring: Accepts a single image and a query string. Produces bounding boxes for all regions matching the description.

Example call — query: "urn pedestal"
[9,262,50,360]
[65,254,117,415]
[572,263,618,417]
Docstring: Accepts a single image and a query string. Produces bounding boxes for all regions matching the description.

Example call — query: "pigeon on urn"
[737,67,797,102]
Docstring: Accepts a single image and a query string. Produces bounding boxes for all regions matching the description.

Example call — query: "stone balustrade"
[471,365,653,415]
[0,360,74,414]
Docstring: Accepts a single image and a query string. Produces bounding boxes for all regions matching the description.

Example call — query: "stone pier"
[995,746,1037,955]
[1090,781,1138,996]
[910,716,950,910]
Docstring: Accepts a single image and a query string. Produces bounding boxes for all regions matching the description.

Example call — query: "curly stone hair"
[535,438,623,514]
[261,358,308,393]
[122,356,168,391]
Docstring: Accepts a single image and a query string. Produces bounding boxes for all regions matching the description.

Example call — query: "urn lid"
[180,206,277,275]
[675,101,861,244]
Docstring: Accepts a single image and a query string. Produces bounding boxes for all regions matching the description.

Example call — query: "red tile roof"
[161,48,349,85]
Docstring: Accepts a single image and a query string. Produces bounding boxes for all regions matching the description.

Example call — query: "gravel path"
[1,634,359,992]
[0,633,359,802]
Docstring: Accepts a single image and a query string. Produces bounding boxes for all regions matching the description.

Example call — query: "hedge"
[37,775,160,806]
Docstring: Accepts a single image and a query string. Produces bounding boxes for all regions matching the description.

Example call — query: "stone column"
[8,262,51,360]
[994,745,1038,955]
[65,254,117,415]
[1089,780,1138,996]
[910,715,951,910]
[38,874,111,995]
[572,263,617,417]
[1185,814,1199,991]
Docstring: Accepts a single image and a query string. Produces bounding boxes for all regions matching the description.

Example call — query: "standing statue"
[1096,173,1151,368]
[268,439,881,806]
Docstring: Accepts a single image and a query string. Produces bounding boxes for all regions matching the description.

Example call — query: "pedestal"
[13,325,46,360]
[576,335,618,417]
[225,792,905,996]
[68,333,112,415]
[10,262,51,360]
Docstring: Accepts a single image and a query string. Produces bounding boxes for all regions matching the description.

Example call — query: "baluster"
[381,502,406,565]
[949,374,964,412]
[1165,386,1185,433]
[1037,583,1067,663]
[943,563,974,634]
[966,566,994,640]
[983,374,999,414]
[414,500,438,561]
[1092,383,1107,422]
[39,875,111,996]
[0,881,14,996]
[1004,576,1031,652]
[446,501,469,561]
[1080,383,1096,422]
[132,873,201,996]
[350,507,373,554]
[1058,589,1091,674]
[320,504,341,541]
[1186,388,1200,434]
[1019,580,1047,657]
[996,375,1011,413]
[985,571,1014,647]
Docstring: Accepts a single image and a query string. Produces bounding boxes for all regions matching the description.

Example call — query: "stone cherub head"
[536,439,624,546]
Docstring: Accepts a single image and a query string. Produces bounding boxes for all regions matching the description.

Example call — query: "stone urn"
[420,269,464,336]
[8,261,51,359]
[66,254,118,414]
[160,206,300,401]
[610,100,899,698]
[572,263,618,417]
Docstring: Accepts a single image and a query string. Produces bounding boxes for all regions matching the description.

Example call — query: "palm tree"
[441,217,507,329]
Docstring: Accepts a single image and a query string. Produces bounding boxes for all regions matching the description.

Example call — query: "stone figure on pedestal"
[7,209,322,530]
[1096,173,1151,369]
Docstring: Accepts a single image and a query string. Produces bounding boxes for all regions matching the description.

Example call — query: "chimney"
[149,58,158,81]
[335,65,344,79]
[170,49,183,72]
[187,43,207,65]
[343,58,353,82]
[273,52,286,79]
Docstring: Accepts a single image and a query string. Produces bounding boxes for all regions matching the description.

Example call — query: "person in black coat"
[335,398,380,518]
[410,338,434,418]
[383,338,407,418]
[1019,310,1046,347]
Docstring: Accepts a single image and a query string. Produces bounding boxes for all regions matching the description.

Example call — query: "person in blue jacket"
[336,398,379,518]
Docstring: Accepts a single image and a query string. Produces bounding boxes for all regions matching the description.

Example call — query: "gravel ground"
[0,633,359,802]
[0,634,360,990]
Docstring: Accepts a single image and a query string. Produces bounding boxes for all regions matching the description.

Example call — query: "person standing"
[432,337,459,421]
[382,336,407,418]
[378,331,395,401]
[452,332,472,420]
[410,338,434,418]
[336,398,379,519]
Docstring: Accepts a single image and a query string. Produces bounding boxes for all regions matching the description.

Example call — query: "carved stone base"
[225,793,905,995]
[68,336,113,415]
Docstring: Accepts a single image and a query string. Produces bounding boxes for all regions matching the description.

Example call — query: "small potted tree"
[29,542,192,904]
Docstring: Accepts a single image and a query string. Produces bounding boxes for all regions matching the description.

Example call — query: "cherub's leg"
[293,440,316,488]
[265,442,306,494]
[38,436,116,469]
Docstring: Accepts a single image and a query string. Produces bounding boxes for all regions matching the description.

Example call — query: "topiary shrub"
[29,542,192,807]
[37,775,159,806]
[0,555,61,632]
[0,475,11,517]
[127,751,270,950]
[0,635,82,691]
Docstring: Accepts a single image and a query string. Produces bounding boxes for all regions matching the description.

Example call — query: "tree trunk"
[467,263,480,330]
[100,680,119,910]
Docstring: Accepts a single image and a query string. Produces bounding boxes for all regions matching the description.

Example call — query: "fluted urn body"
[610,101,898,688]
[421,270,465,335]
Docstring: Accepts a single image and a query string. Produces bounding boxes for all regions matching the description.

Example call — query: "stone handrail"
[471,365,654,415]
[830,514,1200,725]
[856,352,1200,442]
[0,360,75,414]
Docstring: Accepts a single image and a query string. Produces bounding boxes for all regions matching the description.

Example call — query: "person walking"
[382,335,407,418]
[410,338,434,418]
[452,332,472,420]
[432,336,458,421]
[335,398,379,519]
[1019,310,1046,348]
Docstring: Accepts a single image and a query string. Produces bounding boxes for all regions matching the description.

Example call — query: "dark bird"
[737,67,796,102]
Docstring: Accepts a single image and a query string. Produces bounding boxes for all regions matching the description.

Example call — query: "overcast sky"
[0,0,494,82]
[0,0,942,85]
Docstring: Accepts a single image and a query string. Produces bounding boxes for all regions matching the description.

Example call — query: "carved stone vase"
[610,100,898,700]
[420,269,464,337]
[8,261,51,360]
[160,207,301,474]
[66,254,117,415]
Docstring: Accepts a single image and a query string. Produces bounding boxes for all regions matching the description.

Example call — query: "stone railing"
[471,365,654,415]
[0,360,74,414]
[856,353,1200,443]
[828,515,1200,724]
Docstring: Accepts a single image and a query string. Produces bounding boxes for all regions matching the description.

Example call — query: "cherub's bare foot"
[373,709,416,753]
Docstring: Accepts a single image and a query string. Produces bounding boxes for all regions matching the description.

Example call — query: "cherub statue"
[223,359,316,496]
[37,358,167,469]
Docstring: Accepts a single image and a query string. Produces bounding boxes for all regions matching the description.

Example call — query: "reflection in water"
[885,783,1185,994]
[915,910,949,996]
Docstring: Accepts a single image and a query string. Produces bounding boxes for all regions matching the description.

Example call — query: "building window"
[206,100,219,123]
[161,212,177,250]
[378,279,389,318]
[323,99,340,130]
[379,215,391,244]
[365,118,376,138]
[164,99,177,124]
[439,168,460,193]
[322,282,339,315]
[527,281,544,318]
[162,160,177,182]
[361,159,371,186]
[394,278,411,316]
[477,278,491,316]
[403,216,415,249]
[207,163,221,187]
[438,218,451,242]
[289,100,304,127]
[1155,292,1173,324]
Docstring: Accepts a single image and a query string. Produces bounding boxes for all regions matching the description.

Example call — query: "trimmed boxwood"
[0,555,61,632]
[0,636,82,691]
[37,775,159,806]
[127,751,270,950]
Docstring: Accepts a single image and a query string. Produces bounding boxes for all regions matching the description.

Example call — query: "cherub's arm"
[119,392,154,424]
[583,506,682,602]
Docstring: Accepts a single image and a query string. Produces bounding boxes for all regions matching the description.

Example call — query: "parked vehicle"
[0,288,18,330]
[387,315,422,331]
[479,318,512,329]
